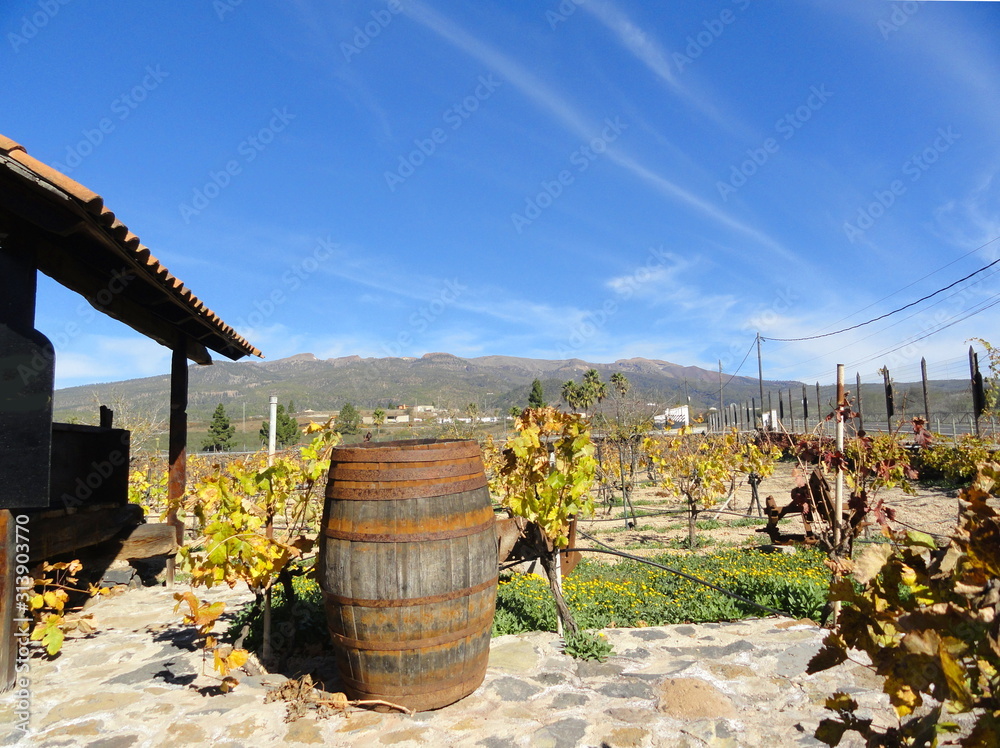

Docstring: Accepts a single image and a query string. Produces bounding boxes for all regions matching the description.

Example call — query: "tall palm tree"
[582,369,607,414]
[610,372,630,398]
[561,380,582,413]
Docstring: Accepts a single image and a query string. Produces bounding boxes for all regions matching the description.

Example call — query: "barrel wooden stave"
[320,439,497,711]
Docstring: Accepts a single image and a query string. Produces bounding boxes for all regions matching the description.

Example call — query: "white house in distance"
[653,405,690,428]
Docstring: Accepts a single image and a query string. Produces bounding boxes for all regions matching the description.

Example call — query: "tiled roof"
[0,134,262,362]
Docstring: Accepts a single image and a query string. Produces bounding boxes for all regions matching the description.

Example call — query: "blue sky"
[5,1,1000,390]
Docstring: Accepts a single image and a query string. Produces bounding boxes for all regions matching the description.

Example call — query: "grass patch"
[494,548,829,635]
[623,536,717,551]
[229,550,830,653]
[599,523,658,534]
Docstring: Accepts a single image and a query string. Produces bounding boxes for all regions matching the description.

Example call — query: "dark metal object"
[883,367,895,423]
[921,357,931,422]
[970,346,986,436]
[0,241,51,510]
[165,345,187,586]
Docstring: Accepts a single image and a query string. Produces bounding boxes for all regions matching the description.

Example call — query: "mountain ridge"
[53,352,802,422]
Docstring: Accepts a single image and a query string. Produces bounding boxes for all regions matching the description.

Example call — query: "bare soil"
[575,460,962,558]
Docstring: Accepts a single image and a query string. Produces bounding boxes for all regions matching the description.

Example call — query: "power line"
[801,235,1000,336]
[842,292,1000,371]
[720,339,756,390]
[762,237,1000,343]
[769,265,1000,376]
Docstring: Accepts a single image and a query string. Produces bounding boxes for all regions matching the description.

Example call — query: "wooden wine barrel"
[319,438,497,712]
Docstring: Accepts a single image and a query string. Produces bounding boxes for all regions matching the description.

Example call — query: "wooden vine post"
[833,365,845,553]
[831,365,848,625]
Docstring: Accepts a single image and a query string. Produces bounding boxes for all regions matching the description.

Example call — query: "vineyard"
[24,361,1000,745]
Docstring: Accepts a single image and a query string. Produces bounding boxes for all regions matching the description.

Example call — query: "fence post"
[921,357,931,422]
[856,372,864,433]
[882,367,894,433]
[970,346,985,438]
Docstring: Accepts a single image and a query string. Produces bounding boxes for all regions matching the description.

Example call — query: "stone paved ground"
[0,585,896,747]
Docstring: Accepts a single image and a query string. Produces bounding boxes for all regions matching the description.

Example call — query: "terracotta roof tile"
[121,231,141,251]
[7,149,104,213]
[0,133,262,360]
[0,135,24,153]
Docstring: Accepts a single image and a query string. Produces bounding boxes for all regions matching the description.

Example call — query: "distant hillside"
[53,352,804,423]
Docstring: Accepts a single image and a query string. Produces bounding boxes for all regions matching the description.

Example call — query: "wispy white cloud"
[578,0,744,133]
[54,336,171,388]
[609,152,797,263]
[604,251,737,316]
[311,241,592,339]
[931,168,1000,259]
[579,0,680,91]
[401,0,791,261]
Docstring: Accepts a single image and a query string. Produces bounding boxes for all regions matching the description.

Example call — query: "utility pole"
[756,333,764,428]
[268,395,278,466]
[718,359,724,419]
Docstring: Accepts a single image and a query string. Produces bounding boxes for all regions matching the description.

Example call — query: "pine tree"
[337,402,361,435]
[528,379,546,409]
[202,403,235,452]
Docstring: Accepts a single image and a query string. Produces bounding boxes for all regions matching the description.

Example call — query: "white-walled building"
[653,405,690,427]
